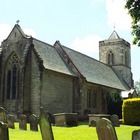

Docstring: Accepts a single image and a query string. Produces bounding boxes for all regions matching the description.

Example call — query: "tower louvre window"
[108,51,114,65]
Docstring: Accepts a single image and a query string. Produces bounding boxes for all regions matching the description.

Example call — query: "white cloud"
[106,0,132,30]
[23,28,37,38]
[70,34,101,58]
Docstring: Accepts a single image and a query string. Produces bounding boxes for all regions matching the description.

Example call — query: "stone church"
[0,24,133,118]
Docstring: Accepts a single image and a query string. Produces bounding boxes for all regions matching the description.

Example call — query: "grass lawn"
[9,122,140,140]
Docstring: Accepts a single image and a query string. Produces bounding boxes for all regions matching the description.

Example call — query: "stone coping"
[54,113,78,116]
[88,114,110,117]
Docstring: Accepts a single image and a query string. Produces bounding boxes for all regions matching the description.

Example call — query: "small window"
[87,89,97,108]
[108,51,114,65]
[125,51,129,66]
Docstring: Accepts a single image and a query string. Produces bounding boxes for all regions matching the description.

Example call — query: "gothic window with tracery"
[5,53,20,100]
[108,51,114,65]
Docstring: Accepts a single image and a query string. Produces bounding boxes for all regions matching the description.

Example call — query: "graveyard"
[0,103,140,140]
[9,122,140,140]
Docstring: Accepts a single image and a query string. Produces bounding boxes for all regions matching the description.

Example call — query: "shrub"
[107,92,123,118]
[122,98,140,125]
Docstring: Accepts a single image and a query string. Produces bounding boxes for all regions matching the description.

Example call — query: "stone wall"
[0,30,28,114]
[99,41,131,67]
[81,83,109,115]
[23,48,31,114]
[99,39,133,88]
[30,51,41,116]
[41,70,73,114]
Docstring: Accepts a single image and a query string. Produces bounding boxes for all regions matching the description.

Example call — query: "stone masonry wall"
[99,39,133,88]
[41,70,73,114]
[30,51,41,116]
[99,43,131,67]
[0,30,28,114]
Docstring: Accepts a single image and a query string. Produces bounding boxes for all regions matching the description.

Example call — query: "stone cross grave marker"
[0,107,7,123]
[19,114,27,130]
[110,114,120,127]
[39,107,54,140]
[29,114,38,131]
[7,114,15,129]
[0,121,9,140]
[0,107,9,140]
[96,118,118,140]
[132,129,140,140]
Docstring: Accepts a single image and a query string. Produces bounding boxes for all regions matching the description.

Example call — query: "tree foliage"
[125,0,140,46]
[107,92,123,119]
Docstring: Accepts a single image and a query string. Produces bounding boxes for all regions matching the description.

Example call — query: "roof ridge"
[62,45,110,67]
[33,37,53,48]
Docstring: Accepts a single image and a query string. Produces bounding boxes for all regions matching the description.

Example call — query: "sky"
[0,0,140,83]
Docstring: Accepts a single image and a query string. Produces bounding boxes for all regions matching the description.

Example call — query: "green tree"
[125,0,140,46]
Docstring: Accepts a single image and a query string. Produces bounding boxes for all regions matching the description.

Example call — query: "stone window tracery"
[5,53,20,100]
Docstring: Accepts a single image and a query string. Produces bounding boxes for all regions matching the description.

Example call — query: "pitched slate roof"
[32,38,129,90]
[62,46,129,90]
[33,39,75,76]
[8,24,128,91]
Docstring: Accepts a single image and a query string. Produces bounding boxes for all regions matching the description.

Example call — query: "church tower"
[99,30,133,88]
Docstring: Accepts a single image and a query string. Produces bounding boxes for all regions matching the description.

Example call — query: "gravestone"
[88,114,110,126]
[132,129,140,140]
[7,114,15,129]
[110,114,120,127]
[54,113,78,126]
[0,121,9,140]
[89,119,96,127]
[29,114,38,131]
[0,107,7,123]
[39,107,54,140]
[19,114,27,130]
[96,118,118,140]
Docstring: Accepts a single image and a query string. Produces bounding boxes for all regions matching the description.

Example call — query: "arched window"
[5,54,20,100]
[108,51,114,65]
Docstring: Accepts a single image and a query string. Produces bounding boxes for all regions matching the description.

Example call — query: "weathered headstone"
[96,118,118,140]
[110,114,120,127]
[29,114,38,131]
[0,107,7,123]
[19,114,27,130]
[39,107,54,140]
[88,114,110,126]
[54,113,78,126]
[0,121,9,140]
[132,129,140,140]
[7,114,15,129]
[89,119,96,127]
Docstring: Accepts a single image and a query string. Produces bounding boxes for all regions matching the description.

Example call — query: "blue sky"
[0,0,140,83]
